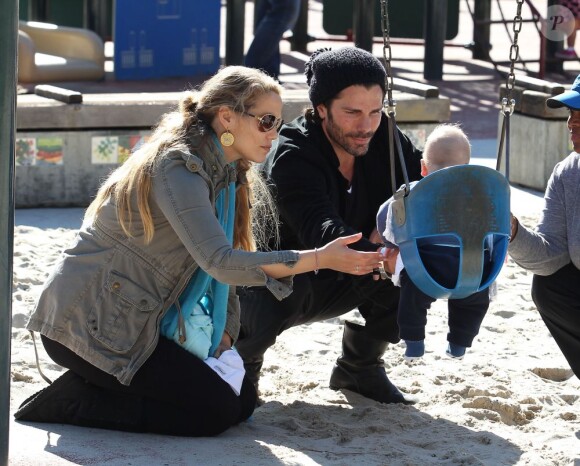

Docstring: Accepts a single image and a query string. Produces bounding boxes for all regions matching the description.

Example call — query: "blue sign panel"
[114,0,220,80]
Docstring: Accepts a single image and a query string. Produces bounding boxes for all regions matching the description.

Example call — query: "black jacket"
[265,113,423,254]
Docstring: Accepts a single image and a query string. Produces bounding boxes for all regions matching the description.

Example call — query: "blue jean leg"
[244,0,301,78]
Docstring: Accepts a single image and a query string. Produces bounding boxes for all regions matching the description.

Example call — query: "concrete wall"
[15,129,150,207]
[505,113,571,192]
[498,81,571,192]
[16,90,450,207]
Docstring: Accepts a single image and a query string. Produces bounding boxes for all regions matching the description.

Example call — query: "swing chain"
[503,0,525,116]
[380,0,396,116]
[379,0,410,196]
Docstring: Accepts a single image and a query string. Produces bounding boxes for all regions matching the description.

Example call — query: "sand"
[8,187,580,465]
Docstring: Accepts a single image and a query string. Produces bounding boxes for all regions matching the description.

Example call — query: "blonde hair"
[423,124,471,173]
[84,66,283,251]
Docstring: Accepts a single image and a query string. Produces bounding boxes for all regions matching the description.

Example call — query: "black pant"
[236,271,401,365]
[398,269,490,346]
[532,262,580,378]
[42,334,257,436]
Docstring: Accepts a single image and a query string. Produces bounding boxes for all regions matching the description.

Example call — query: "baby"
[377,124,491,360]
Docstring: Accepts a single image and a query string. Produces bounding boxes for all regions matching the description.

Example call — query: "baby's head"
[422,124,470,176]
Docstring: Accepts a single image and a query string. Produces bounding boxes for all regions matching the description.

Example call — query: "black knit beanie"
[305,47,386,107]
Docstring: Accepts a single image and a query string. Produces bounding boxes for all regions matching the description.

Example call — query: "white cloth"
[391,253,405,287]
[204,349,246,396]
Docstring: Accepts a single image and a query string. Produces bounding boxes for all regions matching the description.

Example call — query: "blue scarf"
[160,145,236,358]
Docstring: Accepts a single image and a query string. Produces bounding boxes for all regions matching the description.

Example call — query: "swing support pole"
[225,0,246,65]
[424,0,448,80]
[473,0,492,60]
[0,1,18,464]
[354,0,375,51]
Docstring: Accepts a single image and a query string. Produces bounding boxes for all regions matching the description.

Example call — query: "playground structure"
[18,20,105,83]
[2,1,580,464]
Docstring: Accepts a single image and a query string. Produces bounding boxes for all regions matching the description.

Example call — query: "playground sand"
[7,181,580,466]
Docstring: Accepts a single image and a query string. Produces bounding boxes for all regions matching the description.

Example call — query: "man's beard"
[325,111,375,157]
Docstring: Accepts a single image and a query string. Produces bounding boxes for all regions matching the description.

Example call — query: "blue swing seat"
[391,165,510,300]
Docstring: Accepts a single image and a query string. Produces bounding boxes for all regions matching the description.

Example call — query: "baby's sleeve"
[376,197,397,247]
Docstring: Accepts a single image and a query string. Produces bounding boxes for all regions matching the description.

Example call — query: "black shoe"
[15,370,84,422]
[329,364,418,405]
[329,321,419,405]
[15,370,145,432]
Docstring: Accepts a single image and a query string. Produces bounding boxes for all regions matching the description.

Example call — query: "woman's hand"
[213,331,233,358]
[319,233,384,275]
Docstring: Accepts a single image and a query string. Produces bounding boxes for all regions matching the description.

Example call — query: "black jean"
[42,334,257,436]
[397,244,491,346]
[398,269,490,346]
[236,271,401,367]
[532,262,580,378]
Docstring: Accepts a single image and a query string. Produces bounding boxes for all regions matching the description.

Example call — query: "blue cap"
[547,74,580,110]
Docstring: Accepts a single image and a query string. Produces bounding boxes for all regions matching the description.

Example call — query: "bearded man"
[237,47,423,404]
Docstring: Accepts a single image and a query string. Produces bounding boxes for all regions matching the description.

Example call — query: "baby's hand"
[373,246,399,281]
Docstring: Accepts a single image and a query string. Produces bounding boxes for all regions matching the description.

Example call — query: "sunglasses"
[242,111,284,133]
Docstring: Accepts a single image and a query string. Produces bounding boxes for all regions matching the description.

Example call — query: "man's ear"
[316,103,328,120]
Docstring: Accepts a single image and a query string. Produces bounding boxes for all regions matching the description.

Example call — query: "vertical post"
[0,1,18,465]
[473,0,491,60]
[546,0,564,73]
[424,0,447,80]
[290,0,309,52]
[225,0,246,65]
[30,0,48,21]
[353,0,374,52]
[85,0,112,42]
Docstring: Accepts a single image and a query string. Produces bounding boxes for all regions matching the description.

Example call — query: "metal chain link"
[380,0,396,115]
[502,0,525,116]
[379,0,410,195]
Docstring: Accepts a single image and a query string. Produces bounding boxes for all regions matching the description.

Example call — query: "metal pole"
[424,0,447,80]
[473,0,491,60]
[30,0,48,21]
[225,0,246,65]
[0,1,18,465]
[85,0,112,42]
[353,0,374,52]
[546,0,564,73]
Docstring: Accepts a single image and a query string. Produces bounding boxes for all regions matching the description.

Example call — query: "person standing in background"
[244,0,301,80]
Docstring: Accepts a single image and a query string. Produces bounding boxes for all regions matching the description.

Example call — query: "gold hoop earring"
[220,130,235,147]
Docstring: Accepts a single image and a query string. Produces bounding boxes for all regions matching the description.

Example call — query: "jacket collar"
[185,129,237,185]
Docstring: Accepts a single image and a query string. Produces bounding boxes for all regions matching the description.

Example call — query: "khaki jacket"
[27,134,298,385]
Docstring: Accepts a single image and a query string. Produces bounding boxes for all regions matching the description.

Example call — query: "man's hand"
[213,331,233,358]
